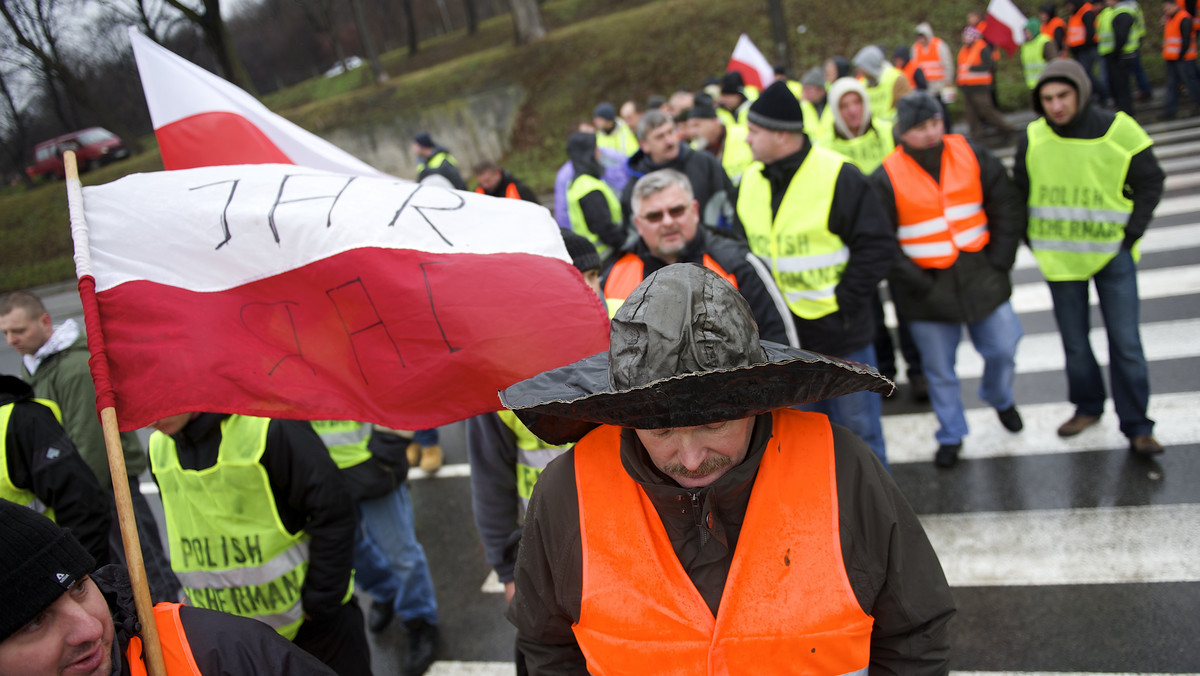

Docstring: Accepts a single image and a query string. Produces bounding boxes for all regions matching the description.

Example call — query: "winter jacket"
[93,565,336,675]
[871,137,1024,323]
[22,328,147,488]
[0,375,111,562]
[507,412,955,675]
[476,170,541,203]
[599,228,798,346]
[416,145,467,190]
[622,143,736,230]
[731,145,897,356]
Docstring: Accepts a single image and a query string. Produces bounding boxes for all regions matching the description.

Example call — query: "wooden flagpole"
[64,151,167,676]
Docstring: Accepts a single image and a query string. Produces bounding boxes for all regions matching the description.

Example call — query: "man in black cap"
[0,499,337,676]
[591,102,637,158]
[411,132,467,190]
[871,92,1026,468]
[716,71,752,126]
[686,94,753,182]
[503,264,954,674]
[733,80,896,467]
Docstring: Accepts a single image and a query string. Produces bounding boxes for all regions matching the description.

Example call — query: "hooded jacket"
[93,565,335,675]
[1013,59,1164,249]
[506,414,955,675]
[621,142,735,231]
[566,132,627,252]
[870,136,1024,323]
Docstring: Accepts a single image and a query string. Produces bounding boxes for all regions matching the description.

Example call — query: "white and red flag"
[69,164,609,431]
[128,27,386,176]
[983,0,1028,56]
[726,34,775,91]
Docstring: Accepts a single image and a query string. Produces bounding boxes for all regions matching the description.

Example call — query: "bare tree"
[399,0,417,56]
[508,0,544,46]
[462,0,476,34]
[348,0,385,83]
[157,0,258,94]
[0,63,35,186]
[96,0,181,43]
[292,0,348,67]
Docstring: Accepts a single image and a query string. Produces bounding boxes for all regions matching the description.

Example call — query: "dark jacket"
[94,565,336,675]
[600,228,797,346]
[156,413,356,621]
[0,375,111,562]
[732,144,897,356]
[1014,60,1165,249]
[871,137,1024,323]
[507,413,955,675]
[567,132,627,253]
[622,143,736,230]
[417,145,467,190]
[339,428,410,502]
[479,170,541,203]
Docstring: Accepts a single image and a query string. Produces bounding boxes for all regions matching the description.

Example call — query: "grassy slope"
[0,0,1165,292]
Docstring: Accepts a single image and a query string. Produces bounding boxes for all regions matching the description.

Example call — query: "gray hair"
[635,109,673,141]
[631,169,694,216]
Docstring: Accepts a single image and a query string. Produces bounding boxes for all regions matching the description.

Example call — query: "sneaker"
[1129,434,1164,455]
[402,619,439,676]
[934,443,962,468]
[1057,413,1101,437]
[997,406,1023,432]
[406,441,420,466]
[367,598,395,633]
[418,444,443,473]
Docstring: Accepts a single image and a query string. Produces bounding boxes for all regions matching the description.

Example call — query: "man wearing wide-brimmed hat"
[502,264,954,674]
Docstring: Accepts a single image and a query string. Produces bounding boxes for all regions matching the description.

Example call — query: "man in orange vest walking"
[1161,0,1200,120]
[958,25,1014,142]
[1065,0,1110,102]
[0,499,338,676]
[871,93,1026,468]
[502,264,955,674]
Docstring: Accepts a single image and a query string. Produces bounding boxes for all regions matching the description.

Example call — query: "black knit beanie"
[559,228,601,274]
[0,500,96,641]
[747,81,806,132]
[894,91,944,137]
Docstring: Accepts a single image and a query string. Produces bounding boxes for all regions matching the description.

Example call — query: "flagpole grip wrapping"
[64,151,167,676]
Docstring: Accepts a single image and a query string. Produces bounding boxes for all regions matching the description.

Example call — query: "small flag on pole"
[726,34,775,91]
[983,0,1028,56]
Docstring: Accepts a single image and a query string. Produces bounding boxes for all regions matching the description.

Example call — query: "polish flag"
[983,0,1028,56]
[726,34,775,91]
[128,27,387,176]
[70,164,610,432]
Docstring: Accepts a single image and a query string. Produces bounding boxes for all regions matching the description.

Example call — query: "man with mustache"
[503,264,954,675]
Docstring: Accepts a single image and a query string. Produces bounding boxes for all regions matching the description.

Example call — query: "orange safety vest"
[475,182,521,199]
[571,410,873,675]
[603,253,738,302]
[125,603,203,676]
[1164,10,1198,60]
[957,41,993,86]
[901,60,919,88]
[882,134,989,269]
[1042,15,1067,41]
[1067,2,1096,46]
[912,37,947,82]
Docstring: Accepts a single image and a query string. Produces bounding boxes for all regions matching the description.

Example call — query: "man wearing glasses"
[601,169,797,347]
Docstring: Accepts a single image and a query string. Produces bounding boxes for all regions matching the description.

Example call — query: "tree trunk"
[349,0,387,83]
[161,0,259,95]
[400,0,418,56]
[765,0,792,73]
[508,0,545,46]
[462,0,476,34]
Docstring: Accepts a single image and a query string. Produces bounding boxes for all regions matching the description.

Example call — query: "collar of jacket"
[901,140,946,181]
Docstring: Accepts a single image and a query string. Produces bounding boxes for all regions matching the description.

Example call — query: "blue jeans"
[413,428,439,446]
[1075,47,1109,102]
[1163,60,1200,118]
[909,302,1023,446]
[353,483,439,624]
[796,344,887,469]
[1047,249,1153,438]
[1130,50,1151,96]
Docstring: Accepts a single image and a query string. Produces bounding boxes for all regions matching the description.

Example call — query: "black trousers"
[1105,54,1134,115]
[294,597,374,676]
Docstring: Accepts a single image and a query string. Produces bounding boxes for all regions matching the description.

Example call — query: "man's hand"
[505,581,516,604]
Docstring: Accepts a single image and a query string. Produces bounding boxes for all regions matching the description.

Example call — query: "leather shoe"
[1057,413,1101,437]
[406,441,420,466]
[403,619,439,676]
[1130,434,1164,455]
[997,406,1023,432]
[418,444,443,473]
[367,598,395,633]
[934,443,961,468]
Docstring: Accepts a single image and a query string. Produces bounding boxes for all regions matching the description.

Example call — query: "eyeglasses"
[639,204,689,223]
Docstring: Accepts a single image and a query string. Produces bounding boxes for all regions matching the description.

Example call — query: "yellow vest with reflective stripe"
[1021,34,1051,88]
[721,123,755,183]
[866,66,902,122]
[310,420,372,470]
[567,174,622,258]
[1026,113,1150,281]
[1098,4,1139,55]
[150,415,351,640]
[496,410,569,514]
[0,398,62,519]
[737,146,848,319]
[820,120,895,174]
[417,151,456,175]
[596,120,639,158]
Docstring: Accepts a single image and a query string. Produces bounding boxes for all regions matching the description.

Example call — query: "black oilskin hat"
[500,264,893,445]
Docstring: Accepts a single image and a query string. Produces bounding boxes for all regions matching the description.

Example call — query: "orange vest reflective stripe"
[901,60,918,88]
[882,134,989,270]
[1042,16,1067,41]
[957,41,993,86]
[474,182,521,199]
[1164,11,1198,60]
[603,253,738,302]
[1067,3,1096,46]
[571,410,873,675]
[125,603,203,676]
[912,37,947,82]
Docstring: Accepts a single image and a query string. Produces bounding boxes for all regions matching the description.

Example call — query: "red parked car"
[25,127,130,180]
